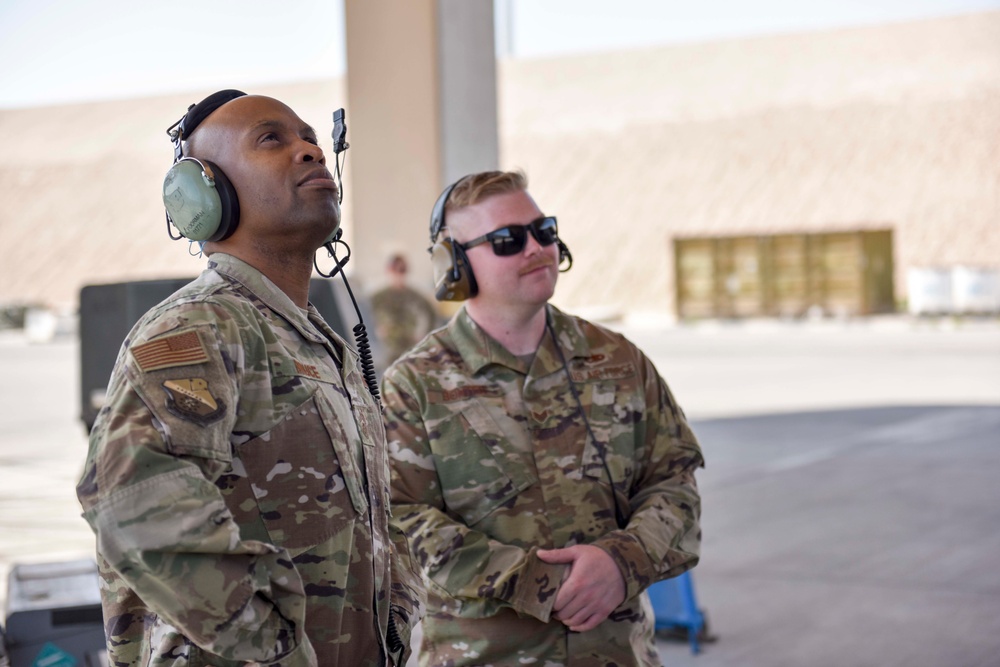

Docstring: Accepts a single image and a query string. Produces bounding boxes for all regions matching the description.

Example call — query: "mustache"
[518,257,556,276]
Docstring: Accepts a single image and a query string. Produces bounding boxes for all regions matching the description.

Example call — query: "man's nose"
[523,229,544,255]
[299,140,325,163]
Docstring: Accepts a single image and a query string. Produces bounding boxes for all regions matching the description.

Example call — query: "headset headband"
[430,177,469,242]
[167,89,247,162]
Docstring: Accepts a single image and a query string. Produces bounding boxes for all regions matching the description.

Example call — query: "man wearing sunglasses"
[381,170,704,666]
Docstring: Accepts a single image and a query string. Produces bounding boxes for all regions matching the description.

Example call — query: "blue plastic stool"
[647,571,706,654]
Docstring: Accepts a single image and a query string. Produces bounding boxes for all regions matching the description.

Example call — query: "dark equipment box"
[2,559,106,667]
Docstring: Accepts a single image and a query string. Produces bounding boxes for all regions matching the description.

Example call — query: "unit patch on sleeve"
[162,378,226,425]
[131,331,209,372]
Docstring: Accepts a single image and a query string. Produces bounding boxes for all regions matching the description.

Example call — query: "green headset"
[163,89,247,243]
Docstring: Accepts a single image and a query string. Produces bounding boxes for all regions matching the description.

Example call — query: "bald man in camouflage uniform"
[77,91,423,666]
[382,170,703,666]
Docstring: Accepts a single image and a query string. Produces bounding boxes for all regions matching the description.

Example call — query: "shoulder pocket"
[579,379,639,487]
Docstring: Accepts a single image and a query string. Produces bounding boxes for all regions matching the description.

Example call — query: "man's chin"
[523,283,558,307]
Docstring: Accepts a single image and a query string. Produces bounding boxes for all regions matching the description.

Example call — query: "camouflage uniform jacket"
[77,253,424,667]
[382,305,703,667]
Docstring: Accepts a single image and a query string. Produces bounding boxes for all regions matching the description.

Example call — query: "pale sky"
[1,0,998,109]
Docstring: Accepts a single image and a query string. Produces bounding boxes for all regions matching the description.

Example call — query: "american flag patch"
[131,331,209,372]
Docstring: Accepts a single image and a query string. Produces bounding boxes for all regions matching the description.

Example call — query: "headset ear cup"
[162,158,240,242]
[202,160,240,242]
[163,159,222,241]
[430,239,477,301]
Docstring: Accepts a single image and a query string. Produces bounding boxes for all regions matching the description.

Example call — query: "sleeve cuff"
[591,531,656,602]
[506,548,568,622]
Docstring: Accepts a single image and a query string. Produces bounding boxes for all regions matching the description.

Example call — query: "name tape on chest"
[569,361,635,383]
[294,360,322,379]
[429,385,503,403]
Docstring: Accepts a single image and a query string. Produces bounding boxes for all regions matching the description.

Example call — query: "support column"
[343,0,498,292]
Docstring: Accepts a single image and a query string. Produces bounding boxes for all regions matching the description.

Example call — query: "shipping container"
[674,230,894,319]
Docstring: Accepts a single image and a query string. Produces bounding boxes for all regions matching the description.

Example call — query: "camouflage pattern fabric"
[371,285,438,365]
[382,305,703,667]
[77,253,425,667]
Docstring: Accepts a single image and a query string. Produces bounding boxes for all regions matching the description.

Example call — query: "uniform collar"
[205,253,347,364]
[449,304,591,377]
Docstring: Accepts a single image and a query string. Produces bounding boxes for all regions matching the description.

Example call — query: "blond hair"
[445,170,528,213]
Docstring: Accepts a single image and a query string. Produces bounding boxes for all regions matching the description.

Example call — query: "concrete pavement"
[655,404,1000,667]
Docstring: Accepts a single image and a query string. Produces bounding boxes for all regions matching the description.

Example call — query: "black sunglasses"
[457,216,559,257]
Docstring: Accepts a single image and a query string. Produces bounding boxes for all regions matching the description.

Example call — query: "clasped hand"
[536,544,626,632]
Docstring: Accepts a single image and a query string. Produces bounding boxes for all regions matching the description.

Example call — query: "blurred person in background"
[371,252,440,365]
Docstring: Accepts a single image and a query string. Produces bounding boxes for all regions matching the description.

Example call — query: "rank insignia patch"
[162,378,226,425]
[131,331,209,372]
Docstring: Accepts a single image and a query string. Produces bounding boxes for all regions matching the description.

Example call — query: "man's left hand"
[536,545,626,632]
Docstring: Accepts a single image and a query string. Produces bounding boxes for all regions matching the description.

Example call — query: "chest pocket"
[432,401,534,527]
[345,392,391,519]
[579,378,640,490]
[235,367,367,552]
